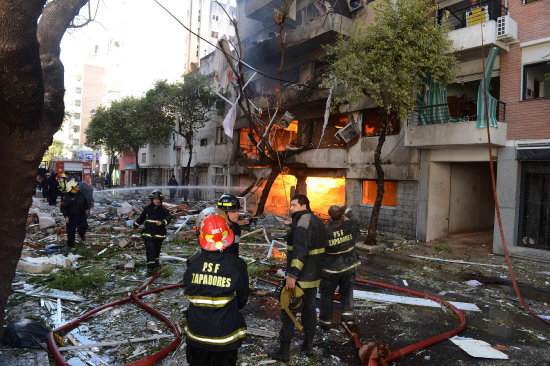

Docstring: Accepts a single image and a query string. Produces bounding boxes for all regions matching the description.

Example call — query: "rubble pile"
[2,192,550,365]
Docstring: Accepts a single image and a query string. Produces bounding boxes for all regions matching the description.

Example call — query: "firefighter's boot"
[268,342,290,362]
[301,336,314,356]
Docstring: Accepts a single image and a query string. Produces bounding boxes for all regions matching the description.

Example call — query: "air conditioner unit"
[497,15,518,43]
[335,122,360,144]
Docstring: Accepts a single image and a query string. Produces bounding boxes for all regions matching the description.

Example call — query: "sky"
[60,0,193,98]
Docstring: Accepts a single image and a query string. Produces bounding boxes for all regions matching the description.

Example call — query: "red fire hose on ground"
[46,270,185,366]
[344,278,466,366]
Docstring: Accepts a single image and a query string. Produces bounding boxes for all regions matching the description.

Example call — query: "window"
[212,15,218,21]
[213,167,227,186]
[200,138,208,146]
[363,108,400,137]
[73,112,80,120]
[76,87,82,94]
[362,180,397,207]
[216,127,227,144]
[141,152,146,164]
[74,100,81,107]
[523,62,550,100]
[211,31,219,38]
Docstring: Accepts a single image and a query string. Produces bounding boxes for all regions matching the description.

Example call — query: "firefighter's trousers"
[144,238,162,269]
[185,344,238,366]
[319,272,355,327]
[279,287,317,343]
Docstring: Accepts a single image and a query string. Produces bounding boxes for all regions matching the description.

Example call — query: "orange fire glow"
[271,247,287,261]
[263,175,346,217]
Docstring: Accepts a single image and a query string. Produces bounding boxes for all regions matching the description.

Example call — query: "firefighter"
[60,183,89,247]
[183,211,249,366]
[47,173,59,205]
[42,172,50,198]
[269,194,327,361]
[319,205,361,330]
[217,194,241,256]
[133,190,171,272]
[58,174,67,199]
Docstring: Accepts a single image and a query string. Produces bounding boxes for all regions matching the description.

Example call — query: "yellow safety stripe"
[326,246,354,255]
[291,259,304,270]
[322,261,361,274]
[146,220,158,223]
[186,292,236,308]
[297,279,321,288]
[142,233,152,238]
[286,246,293,251]
[154,235,166,238]
[163,220,168,226]
[318,318,331,325]
[220,202,233,207]
[341,312,354,317]
[184,326,247,345]
[309,248,325,255]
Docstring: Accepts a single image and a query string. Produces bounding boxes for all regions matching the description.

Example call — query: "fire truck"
[49,158,92,183]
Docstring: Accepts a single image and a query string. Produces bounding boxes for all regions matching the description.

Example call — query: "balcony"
[438,0,514,54]
[243,12,354,65]
[405,99,507,148]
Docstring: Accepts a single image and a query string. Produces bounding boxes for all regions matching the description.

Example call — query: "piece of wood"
[246,327,277,338]
[58,334,173,351]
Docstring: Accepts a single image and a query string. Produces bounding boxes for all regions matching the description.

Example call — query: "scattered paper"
[450,336,508,359]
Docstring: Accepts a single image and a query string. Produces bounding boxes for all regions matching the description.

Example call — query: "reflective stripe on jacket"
[135,203,171,240]
[184,251,249,351]
[286,210,327,288]
[323,218,361,276]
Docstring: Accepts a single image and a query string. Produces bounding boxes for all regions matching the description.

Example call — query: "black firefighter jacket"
[60,191,89,217]
[135,203,171,240]
[286,210,327,289]
[323,218,361,276]
[184,251,249,351]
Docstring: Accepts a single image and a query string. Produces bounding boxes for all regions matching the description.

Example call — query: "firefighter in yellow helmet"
[183,211,249,366]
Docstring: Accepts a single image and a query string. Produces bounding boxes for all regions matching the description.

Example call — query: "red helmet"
[198,213,234,251]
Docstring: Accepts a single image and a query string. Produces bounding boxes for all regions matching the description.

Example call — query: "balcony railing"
[407,99,506,126]
[438,0,507,31]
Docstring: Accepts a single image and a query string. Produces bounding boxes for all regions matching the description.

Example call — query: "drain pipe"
[345,278,466,365]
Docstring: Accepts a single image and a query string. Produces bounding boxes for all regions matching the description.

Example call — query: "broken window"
[362,108,400,137]
[200,138,208,146]
[300,114,350,148]
[362,180,397,207]
[239,128,258,155]
[216,127,227,144]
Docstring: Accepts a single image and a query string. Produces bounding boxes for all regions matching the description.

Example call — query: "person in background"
[60,183,89,247]
[78,179,94,212]
[42,172,51,199]
[133,190,171,272]
[269,194,327,361]
[47,173,59,206]
[168,174,179,200]
[217,194,241,256]
[184,211,249,366]
[319,205,361,330]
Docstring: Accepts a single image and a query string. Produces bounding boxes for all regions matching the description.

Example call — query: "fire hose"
[47,270,185,366]
[342,278,467,366]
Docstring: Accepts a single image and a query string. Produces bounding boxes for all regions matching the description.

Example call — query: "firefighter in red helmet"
[183,211,249,366]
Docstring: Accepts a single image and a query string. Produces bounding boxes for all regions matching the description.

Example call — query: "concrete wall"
[448,162,495,234]
[426,162,451,241]
[347,178,418,239]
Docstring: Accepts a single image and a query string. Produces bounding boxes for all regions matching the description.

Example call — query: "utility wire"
[152,0,328,91]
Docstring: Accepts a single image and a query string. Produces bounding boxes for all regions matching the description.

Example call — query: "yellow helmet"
[60,174,67,178]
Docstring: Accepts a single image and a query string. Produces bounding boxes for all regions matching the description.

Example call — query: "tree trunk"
[255,165,281,216]
[366,116,389,246]
[134,149,140,186]
[0,0,90,339]
[184,133,193,185]
[108,154,117,187]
